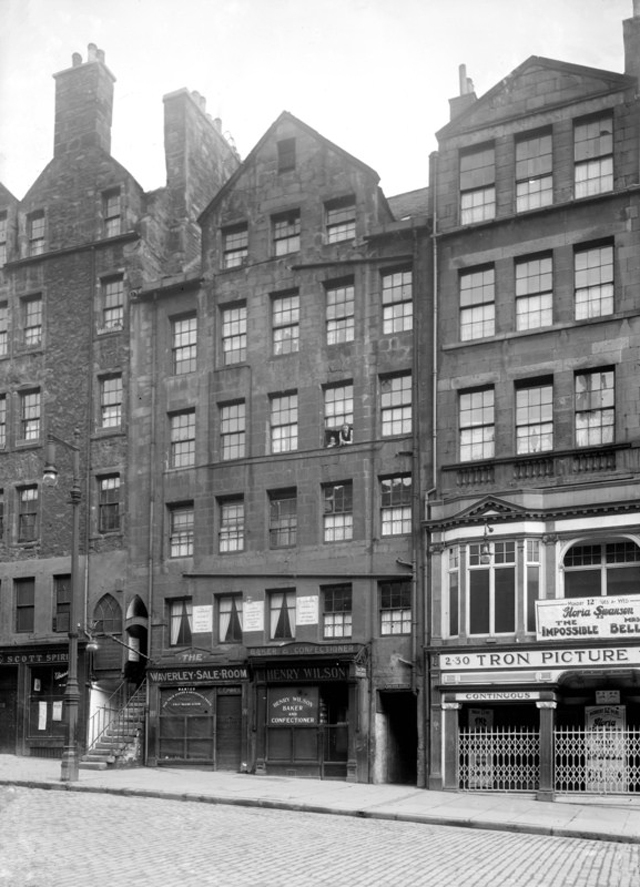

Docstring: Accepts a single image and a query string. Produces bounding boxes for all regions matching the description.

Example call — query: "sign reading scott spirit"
[536,596,640,640]
[268,686,319,726]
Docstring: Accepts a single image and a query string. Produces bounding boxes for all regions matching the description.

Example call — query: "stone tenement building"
[426,4,640,796]
[2,1,640,798]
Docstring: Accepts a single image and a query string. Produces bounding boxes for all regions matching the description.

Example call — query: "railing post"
[442,702,461,789]
[536,700,557,801]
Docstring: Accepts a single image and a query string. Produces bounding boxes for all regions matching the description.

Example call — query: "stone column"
[442,701,461,790]
[536,699,557,801]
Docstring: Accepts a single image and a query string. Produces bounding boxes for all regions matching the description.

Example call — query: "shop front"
[146,664,249,769]
[432,640,640,796]
[249,643,367,782]
[0,646,89,758]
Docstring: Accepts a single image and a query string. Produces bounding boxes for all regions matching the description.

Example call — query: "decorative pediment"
[438,56,634,140]
[451,495,528,524]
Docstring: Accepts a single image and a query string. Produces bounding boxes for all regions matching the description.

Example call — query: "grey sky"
[0,0,632,199]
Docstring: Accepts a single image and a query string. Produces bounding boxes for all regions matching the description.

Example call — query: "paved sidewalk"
[1,754,638,844]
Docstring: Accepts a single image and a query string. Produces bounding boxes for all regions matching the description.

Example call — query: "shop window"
[222,224,248,268]
[270,392,298,453]
[98,475,120,533]
[380,475,411,536]
[459,387,494,461]
[92,594,122,634]
[218,595,243,643]
[15,577,35,632]
[272,211,300,256]
[169,503,194,558]
[448,547,459,637]
[460,265,495,341]
[574,243,614,320]
[219,498,244,553]
[382,268,413,334]
[563,540,640,598]
[53,575,71,633]
[574,115,613,199]
[380,580,411,635]
[575,368,614,447]
[323,482,353,543]
[325,279,354,344]
[269,589,296,640]
[222,303,247,364]
[19,389,40,442]
[526,541,540,633]
[172,314,197,374]
[516,381,553,454]
[460,145,495,225]
[324,382,353,447]
[380,374,412,437]
[220,401,245,460]
[272,291,299,355]
[18,485,38,542]
[269,489,297,548]
[325,197,355,243]
[169,410,195,468]
[515,255,553,331]
[515,131,552,213]
[322,585,352,639]
[100,276,124,331]
[277,138,296,172]
[169,598,193,646]
[468,540,516,635]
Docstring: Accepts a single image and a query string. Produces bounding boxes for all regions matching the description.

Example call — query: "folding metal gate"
[459,727,539,792]
[459,726,640,795]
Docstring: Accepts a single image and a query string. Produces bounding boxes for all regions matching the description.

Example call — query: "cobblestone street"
[0,786,638,887]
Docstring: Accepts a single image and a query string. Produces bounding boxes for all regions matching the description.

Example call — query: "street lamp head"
[42,463,59,487]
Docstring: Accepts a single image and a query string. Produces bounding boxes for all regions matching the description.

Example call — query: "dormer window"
[277,138,296,172]
[325,197,355,243]
[103,189,122,237]
[222,224,248,268]
[27,211,45,256]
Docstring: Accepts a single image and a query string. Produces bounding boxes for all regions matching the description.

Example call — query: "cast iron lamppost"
[43,429,81,782]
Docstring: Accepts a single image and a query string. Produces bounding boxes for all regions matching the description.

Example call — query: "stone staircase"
[80,682,147,771]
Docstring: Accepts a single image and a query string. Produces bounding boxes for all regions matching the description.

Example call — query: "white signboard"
[192,605,213,634]
[296,595,319,625]
[536,596,640,640]
[585,705,627,792]
[454,691,542,703]
[243,598,264,633]
[438,645,637,670]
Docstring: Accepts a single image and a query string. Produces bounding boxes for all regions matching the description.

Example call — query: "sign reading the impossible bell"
[536,596,640,640]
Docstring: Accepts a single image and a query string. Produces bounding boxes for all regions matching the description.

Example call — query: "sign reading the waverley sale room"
[536,596,640,640]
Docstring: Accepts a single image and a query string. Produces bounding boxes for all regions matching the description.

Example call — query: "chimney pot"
[97,49,105,64]
[634,0,640,18]
[72,52,82,67]
[87,43,97,61]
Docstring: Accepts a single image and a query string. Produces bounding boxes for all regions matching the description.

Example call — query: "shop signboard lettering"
[0,652,67,664]
[268,686,319,725]
[536,596,640,639]
[162,688,213,715]
[249,643,360,658]
[438,646,638,670]
[455,691,541,702]
[265,665,348,682]
[148,667,248,684]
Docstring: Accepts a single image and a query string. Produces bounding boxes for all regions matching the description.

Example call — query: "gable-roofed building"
[131,111,431,782]
[0,45,238,765]
[426,5,640,796]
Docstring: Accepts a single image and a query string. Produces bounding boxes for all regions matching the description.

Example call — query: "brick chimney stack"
[52,43,115,157]
[623,0,640,84]
[449,64,477,120]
